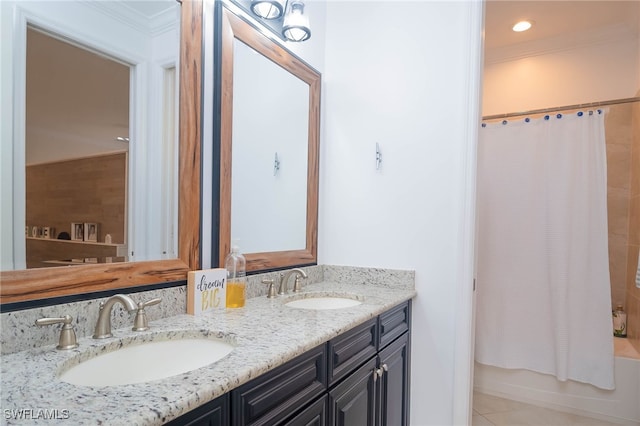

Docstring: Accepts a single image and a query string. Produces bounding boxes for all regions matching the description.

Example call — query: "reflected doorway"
[25,27,129,268]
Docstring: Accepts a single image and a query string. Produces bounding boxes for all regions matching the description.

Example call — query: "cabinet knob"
[373,367,384,382]
[372,363,389,382]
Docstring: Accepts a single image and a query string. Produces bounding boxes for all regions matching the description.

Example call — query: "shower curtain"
[475,111,615,390]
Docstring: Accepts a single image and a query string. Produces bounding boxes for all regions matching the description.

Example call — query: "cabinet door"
[165,393,229,426]
[283,395,328,426]
[377,333,410,426]
[328,357,377,426]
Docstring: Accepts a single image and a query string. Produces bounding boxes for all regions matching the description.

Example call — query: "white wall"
[320,1,483,424]
[483,28,640,115]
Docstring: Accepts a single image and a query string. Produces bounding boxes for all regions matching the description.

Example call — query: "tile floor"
[472,392,623,426]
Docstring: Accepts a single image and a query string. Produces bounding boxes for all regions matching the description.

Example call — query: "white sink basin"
[284,296,362,310]
[59,338,234,386]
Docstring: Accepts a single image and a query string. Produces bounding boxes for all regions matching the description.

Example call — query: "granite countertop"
[1,280,416,425]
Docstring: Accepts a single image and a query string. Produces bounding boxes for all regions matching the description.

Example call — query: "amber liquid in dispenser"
[225,245,246,308]
[226,280,246,308]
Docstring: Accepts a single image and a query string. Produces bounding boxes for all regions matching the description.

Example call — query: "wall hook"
[274,152,280,176]
[375,143,382,170]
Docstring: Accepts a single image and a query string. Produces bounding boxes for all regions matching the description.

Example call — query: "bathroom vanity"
[171,301,411,426]
[0,278,415,425]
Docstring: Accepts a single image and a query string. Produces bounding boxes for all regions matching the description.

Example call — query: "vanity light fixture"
[282,1,310,42]
[246,0,311,42]
[512,20,533,32]
[250,0,286,19]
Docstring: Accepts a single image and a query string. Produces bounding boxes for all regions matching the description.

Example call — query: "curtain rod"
[482,96,640,121]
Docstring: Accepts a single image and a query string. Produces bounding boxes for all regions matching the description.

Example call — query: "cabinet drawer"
[327,318,377,387]
[378,301,410,350]
[166,393,229,426]
[282,394,327,426]
[232,345,327,426]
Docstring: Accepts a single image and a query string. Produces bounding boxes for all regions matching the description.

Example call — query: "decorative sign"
[187,268,227,315]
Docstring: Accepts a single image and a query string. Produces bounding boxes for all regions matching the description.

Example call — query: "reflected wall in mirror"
[231,38,309,253]
[216,5,320,272]
[0,0,203,304]
[25,28,129,268]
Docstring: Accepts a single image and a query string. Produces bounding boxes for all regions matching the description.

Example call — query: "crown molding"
[82,1,178,37]
[485,23,638,65]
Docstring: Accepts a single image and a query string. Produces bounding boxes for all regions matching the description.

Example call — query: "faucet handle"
[292,275,307,293]
[140,297,162,309]
[35,315,79,350]
[262,279,276,298]
[132,298,162,332]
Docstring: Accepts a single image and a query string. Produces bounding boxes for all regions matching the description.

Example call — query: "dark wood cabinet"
[377,333,410,426]
[231,344,327,426]
[283,395,328,426]
[378,301,410,349]
[328,357,378,426]
[328,301,411,426]
[327,318,377,387]
[165,393,229,426]
[168,301,411,426]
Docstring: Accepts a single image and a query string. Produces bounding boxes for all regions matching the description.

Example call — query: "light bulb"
[251,0,285,20]
[512,21,532,32]
[282,1,310,42]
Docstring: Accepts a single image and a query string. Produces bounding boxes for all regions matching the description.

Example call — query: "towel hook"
[375,143,382,170]
[274,152,280,176]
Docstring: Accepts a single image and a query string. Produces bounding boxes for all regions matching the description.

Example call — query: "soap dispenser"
[225,245,246,308]
[613,304,627,337]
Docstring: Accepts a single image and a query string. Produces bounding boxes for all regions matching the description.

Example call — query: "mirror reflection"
[231,38,309,253]
[25,28,129,268]
[1,0,179,271]
[216,6,320,272]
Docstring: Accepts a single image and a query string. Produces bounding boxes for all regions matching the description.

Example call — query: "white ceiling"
[485,1,640,56]
[123,0,177,18]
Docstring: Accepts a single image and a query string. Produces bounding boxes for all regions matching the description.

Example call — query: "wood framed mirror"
[0,0,202,305]
[215,4,320,272]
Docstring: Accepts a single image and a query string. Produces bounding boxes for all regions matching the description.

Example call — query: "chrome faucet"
[93,294,138,339]
[278,268,308,295]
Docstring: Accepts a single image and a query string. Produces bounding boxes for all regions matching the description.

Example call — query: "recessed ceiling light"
[512,20,533,32]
